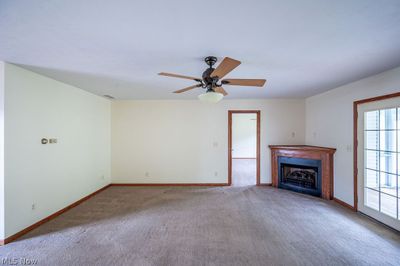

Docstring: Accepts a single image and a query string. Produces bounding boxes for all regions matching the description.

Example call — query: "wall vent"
[103,95,115,99]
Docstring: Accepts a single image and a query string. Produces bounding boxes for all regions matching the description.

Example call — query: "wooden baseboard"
[258,183,272,186]
[333,197,356,211]
[111,183,270,187]
[110,183,229,187]
[0,184,111,245]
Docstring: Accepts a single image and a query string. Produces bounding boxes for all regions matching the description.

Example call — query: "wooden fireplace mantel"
[269,145,336,200]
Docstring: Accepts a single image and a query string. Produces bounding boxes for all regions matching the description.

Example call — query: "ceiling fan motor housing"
[203,56,220,89]
[202,68,217,87]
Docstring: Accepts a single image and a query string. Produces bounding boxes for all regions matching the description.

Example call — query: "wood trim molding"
[228,110,261,186]
[333,197,356,211]
[353,101,358,211]
[256,111,261,185]
[0,184,111,245]
[353,91,400,105]
[110,183,229,186]
[353,91,400,211]
[228,112,232,186]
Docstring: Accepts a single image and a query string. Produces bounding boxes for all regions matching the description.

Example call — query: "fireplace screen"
[277,156,322,197]
[281,165,317,189]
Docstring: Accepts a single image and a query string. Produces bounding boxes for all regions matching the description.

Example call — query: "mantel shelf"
[268,145,336,154]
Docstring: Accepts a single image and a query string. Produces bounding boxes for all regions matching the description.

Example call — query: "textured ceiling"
[1,0,400,99]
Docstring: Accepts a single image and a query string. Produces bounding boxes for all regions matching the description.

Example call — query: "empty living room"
[1,1,400,265]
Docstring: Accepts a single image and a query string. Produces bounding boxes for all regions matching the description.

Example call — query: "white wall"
[3,63,111,238]
[111,99,305,184]
[232,113,257,158]
[305,66,400,206]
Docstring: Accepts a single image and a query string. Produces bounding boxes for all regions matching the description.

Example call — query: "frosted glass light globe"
[198,92,224,103]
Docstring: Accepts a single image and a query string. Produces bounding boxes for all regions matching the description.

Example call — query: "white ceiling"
[1,0,400,99]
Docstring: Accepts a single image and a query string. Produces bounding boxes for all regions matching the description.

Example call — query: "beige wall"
[305,66,400,206]
[111,99,305,184]
[4,63,111,238]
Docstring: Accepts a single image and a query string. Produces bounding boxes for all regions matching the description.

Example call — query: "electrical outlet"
[31,203,36,210]
[214,171,218,177]
[313,132,317,139]
[101,175,105,180]
[213,142,218,148]
[145,172,150,177]
[291,132,296,138]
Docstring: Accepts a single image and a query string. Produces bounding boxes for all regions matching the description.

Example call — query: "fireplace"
[269,145,336,200]
[278,157,321,197]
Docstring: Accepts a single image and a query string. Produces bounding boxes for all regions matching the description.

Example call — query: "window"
[364,108,399,219]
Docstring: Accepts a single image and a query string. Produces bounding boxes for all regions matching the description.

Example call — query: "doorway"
[355,94,400,230]
[228,110,260,186]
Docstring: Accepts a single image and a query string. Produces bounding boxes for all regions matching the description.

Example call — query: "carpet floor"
[1,186,400,266]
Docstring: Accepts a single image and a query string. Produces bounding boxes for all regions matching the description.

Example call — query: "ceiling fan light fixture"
[198,91,224,103]
[159,56,266,98]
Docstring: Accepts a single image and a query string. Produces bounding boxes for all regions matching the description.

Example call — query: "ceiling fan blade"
[214,87,228,96]
[159,72,201,82]
[173,84,201,93]
[211,57,241,79]
[222,79,266,87]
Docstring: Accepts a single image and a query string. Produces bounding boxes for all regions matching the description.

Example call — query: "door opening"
[355,94,400,231]
[228,110,260,186]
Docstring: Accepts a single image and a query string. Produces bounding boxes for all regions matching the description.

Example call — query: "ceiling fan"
[158,56,266,103]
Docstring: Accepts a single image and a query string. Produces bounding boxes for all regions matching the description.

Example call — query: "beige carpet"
[1,186,400,266]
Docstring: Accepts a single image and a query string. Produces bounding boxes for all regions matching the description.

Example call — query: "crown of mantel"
[269,145,336,154]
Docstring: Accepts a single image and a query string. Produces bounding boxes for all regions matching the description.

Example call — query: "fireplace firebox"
[278,157,321,197]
